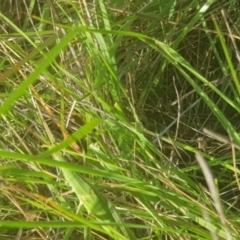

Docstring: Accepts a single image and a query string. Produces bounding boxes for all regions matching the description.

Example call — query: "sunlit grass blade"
[212,14,240,98]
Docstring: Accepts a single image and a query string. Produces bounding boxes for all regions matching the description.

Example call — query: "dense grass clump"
[0,0,240,239]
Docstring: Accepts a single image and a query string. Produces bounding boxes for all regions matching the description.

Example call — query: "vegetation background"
[0,0,240,239]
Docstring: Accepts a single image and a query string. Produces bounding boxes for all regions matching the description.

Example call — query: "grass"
[0,0,240,239]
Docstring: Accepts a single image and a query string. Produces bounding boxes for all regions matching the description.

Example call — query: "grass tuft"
[0,0,240,239]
